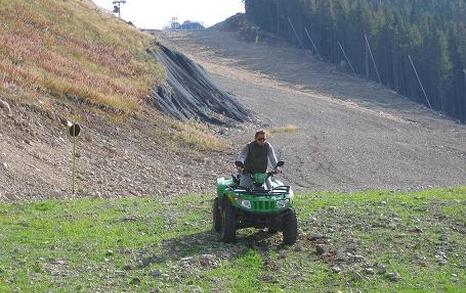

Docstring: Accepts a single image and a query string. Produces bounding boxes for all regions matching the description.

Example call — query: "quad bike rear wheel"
[212,198,221,233]
[282,209,297,245]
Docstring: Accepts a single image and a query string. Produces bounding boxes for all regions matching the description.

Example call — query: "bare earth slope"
[157,30,466,191]
[0,102,232,200]
[0,0,240,201]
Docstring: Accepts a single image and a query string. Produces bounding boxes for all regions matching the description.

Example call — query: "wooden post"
[408,55,433,110]
[69,123,81,196]
[287,17,303,48]
[304,27,321,59]
[364,34,381,83]
[338,41,356,75]
[72,135,77,195]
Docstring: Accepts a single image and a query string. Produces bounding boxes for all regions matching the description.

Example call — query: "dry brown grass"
[0,0,164,113]
[269,124,299,134]
[170,120,228,152]
[0,0,227,155]
[152,119,228,152]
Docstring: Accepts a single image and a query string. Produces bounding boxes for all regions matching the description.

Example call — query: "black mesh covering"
[149,43,250,125]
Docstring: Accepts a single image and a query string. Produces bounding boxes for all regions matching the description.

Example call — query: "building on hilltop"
[180,20,205,30]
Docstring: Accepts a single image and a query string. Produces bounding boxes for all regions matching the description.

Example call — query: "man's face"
[255,134,266,146]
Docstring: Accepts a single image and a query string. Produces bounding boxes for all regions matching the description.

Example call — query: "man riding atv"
[235,130,281,190]
[213,130,297,245]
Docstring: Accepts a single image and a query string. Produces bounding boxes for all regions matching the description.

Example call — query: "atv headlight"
[236,199,252,209]
[276,199,290,209]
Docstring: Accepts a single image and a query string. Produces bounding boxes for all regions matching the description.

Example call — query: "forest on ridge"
[244,0,466,122]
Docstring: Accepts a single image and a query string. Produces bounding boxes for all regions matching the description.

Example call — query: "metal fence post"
[408,55,433,110]
[338,41,356,75]
[287,17,304,48]
[304,27,321,59]
[364,34,381,83]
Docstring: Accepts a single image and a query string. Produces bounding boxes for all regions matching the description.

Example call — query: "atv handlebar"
[234,161,284,170]
[235,161,244,168]
[234,160,285,182]
[265,161,285,180]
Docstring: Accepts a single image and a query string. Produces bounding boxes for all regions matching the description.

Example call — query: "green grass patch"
[0,187,465,291]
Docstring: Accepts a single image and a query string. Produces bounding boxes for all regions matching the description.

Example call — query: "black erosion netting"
[149,43,250,125]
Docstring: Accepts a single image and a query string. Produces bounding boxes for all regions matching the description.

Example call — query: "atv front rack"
[231,185,290,196]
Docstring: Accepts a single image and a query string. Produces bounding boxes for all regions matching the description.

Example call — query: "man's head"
[254,129,267,146]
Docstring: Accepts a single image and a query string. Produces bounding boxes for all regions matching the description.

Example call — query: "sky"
[92,0,245,29]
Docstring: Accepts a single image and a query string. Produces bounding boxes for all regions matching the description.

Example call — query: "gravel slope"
[157,30,466,192]
[0,102,232,200]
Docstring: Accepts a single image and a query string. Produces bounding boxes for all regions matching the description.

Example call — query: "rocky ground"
[0,99,236,200]
[156,29,466,192]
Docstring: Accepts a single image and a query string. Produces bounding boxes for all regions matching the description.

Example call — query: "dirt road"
[157,30,466,191]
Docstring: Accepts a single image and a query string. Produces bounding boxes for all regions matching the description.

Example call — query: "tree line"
[244,0,466,122]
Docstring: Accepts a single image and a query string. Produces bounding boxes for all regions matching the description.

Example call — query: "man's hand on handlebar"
[234,161,244,175]
[236,166,244,175]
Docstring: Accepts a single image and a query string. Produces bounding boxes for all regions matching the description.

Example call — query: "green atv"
[213,161,297,245]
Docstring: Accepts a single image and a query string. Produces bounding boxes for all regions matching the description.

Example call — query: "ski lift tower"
[112,0,126,19]
[170,17,179,30]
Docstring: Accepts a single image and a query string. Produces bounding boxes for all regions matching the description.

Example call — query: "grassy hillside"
[0,0,164,113]
[0,0,226,153]
[0,187,464,291]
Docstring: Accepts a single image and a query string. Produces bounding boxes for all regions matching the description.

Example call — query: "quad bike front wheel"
[282,209,297,245]
[219,201,236,243]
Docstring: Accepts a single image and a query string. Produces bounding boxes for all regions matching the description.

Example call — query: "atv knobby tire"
[282,209,297,245]
[220,202,236,243]
[213,198,221,232]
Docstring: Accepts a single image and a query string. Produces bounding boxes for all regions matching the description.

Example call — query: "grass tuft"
[269,124,299,134]
[171,121,227,152]
[153,119,228,152]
